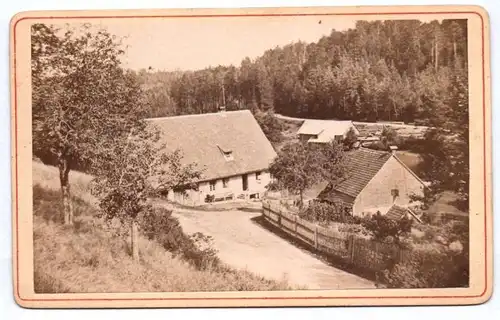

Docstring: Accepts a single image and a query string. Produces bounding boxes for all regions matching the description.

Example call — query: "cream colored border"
[10,5,492,308]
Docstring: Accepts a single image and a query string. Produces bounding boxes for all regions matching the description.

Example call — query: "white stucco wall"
[171,170,271,205]
[352,156,425,216]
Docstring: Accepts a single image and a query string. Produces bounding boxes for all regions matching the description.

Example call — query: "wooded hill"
[136,19,467,127]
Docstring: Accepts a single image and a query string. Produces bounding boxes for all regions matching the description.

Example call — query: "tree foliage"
[269,141,346,206]
[91,126,202,259]
[411,63,469,209]
[253,110,284,145]
[343,127,359,149]
[32,23,145,224]
[362,213,413,244]
[135,19,467,125]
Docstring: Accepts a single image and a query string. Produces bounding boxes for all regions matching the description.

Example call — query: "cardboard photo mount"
[11,5,492,308]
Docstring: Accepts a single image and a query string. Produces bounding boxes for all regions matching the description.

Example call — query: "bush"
[380,248,469,288]
[398,135,426,152]
[254,110,284,144]
[299,201,358,223]
[362,213,412,244]
[363,141,388,151]
[139,207,219,270]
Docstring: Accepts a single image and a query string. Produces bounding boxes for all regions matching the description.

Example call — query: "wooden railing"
[262,201,410,273]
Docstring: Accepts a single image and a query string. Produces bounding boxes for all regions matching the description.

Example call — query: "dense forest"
[136,19,467,126]
[32,19,470,208]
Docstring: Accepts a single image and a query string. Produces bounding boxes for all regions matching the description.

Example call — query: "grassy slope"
[33,161,290,293]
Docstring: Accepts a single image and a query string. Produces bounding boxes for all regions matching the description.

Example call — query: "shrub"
[398,135,426,152]
[299,201,355,223]
[380,248,469,288]
[362,213,412,244]
[139,207,219,270]
[364,141,388,151]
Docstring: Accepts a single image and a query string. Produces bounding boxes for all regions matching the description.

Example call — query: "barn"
[317,147,426,218]
[297,119,359,143]
[146,110,277,206]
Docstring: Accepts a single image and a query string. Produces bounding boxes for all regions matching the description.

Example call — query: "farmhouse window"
[256,171,261,181]
[223,178,229,188]
[209,180,216,191]
[391,188,399,198]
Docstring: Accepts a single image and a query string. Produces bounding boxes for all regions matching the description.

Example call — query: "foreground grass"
[33,161,290,293]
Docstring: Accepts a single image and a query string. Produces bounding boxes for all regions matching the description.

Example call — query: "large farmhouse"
[297,119,359,143]
[317,147,426,219]
[146,110,277,206]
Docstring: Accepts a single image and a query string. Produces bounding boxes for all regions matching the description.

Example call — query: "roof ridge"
[144,109,250,121]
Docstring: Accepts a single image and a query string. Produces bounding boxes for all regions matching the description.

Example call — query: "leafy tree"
[253,110,284,145]
[32,23,144,225]
[91,126,202,260]
[269,141,346,207]
[343,127,359,149]
[412,63,469,210]
[362,212,412,244]
[380,126,400,148]
[140,19,467,125]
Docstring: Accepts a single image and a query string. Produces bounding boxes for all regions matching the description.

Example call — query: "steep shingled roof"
[146,110,277,182]
[298,119,359,143]
[318,148,393,203]
[335,148,393,197]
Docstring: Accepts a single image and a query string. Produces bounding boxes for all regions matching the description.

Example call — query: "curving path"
[163,204,375,290]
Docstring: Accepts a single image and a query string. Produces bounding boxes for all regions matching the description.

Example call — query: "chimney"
[389,145,398,154]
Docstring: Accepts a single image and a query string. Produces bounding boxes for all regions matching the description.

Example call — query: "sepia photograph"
[11,6,491,308]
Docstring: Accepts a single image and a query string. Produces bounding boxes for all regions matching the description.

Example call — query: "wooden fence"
[262,201,410,274]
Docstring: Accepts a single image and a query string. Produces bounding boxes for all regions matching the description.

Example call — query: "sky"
[67,16,437,72]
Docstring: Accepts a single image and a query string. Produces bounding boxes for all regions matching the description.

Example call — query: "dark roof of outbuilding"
[327,148,393,199]
[386,205,409,220]
[146,110,277,182]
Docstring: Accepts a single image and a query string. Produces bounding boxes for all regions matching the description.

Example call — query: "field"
[32,161,291,293]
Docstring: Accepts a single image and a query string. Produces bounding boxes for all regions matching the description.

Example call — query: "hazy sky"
[80,16,435,71]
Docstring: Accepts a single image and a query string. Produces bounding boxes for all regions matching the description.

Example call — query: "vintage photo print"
[10,5,492,308]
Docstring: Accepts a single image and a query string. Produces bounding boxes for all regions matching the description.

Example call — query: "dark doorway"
[242,174,248,191]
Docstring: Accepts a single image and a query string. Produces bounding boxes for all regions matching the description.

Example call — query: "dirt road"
[169,207,375,290]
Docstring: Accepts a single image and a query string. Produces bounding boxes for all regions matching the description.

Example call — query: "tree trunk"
[299,191,304,209]
[130,220,139,261]
[434,37,439,71]
[58,157,73,225]
[453,41,457,62]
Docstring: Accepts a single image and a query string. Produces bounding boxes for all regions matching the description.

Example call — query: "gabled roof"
[386,205,423,223]
[297,120,359,143]
[333,148,393,198]
[146,110,277,182]
[318,147,426,207]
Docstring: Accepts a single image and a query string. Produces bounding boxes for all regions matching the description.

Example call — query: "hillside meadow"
[32,160,291,293]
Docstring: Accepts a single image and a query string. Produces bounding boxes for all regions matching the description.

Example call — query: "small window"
[209,180,216,191]
[256,171,261,181]
[391,188,399,198]
[222,178,229,188]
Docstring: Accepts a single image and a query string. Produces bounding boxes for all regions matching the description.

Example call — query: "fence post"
[314,226,318,249]
[278,207,282,226]
[294,215,298,235]
[348,235,356,264]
